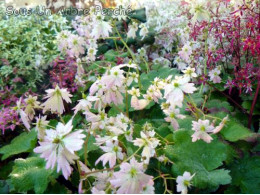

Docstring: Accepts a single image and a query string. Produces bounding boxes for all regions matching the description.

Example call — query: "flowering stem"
[114,26,142,90]
[125,68,130,117]
[125,88,129,117]
[248,80,260,128]
[186,95,222,121]
[58,113,65,124]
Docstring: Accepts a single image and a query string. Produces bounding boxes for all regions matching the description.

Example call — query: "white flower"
[147,85,163,103]
[127,72,139,86]
[158,155,169,164]
[176,172,195,194]
[42,85,72,114]
[174,57,188,70]
[110,158,154,194]
[191,119,215,143]
[182,67,197,81]
[34,120,86,179]
[87,47,97,61]
[127,22,138,39]
[139,23,149,40]
[95,140,124,168]
[91,16,112,39]
[73,96,98,114]
[190,0,210,23]
[164,76,196,107]
[133,130,160,164]
[128,87,141,97]
[164,107,186,130]
[91,187,105,194]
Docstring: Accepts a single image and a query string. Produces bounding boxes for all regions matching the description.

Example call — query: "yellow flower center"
[200,125,206,131]
[53,138,61,144]
[184,180,190,187]
[174,82,179,87]
[129,167,137,178]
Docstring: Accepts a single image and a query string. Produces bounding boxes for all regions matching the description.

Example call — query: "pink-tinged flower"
[67,34,85,58]
[164,107,186,130]
[142,179,155,194]
[95,140,124,168]
[110,158,154,194]
[213,115,229,134]
[42,85,72,114]
[102,67,125,89]
[164,76,196,107]
[133,130,160,164]
[208,68,221,83]
[178,44,192,62]
[191,119,214,143]
[35,115,49,140]
[24,95,41,120]
[130,96,150,110]
[176,172,195,194]
[85,110,108,130]
[57,31,85,58]
[34,120,86,179]
[16,98,30,131]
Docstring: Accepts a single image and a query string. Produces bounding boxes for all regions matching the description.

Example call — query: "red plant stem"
[207,82,249,115]
[248,80,260,128]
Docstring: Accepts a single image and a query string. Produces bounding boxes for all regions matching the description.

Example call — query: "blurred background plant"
[0,12,69,94]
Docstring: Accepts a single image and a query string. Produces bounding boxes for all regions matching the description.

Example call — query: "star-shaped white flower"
[42,85,72,114]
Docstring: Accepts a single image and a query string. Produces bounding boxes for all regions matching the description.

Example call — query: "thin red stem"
[248,80,260,128]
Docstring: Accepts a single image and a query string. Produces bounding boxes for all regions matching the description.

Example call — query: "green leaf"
[206,99,233,112]
[104,49,128,61]
[227,156,260,193]
[10,157,56,193]
[220,120,254,142]
[0,130,37,160]
[165,130,231,190]
[129,8,146,22]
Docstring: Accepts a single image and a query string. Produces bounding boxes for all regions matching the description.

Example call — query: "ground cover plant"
[0,0,260,194]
